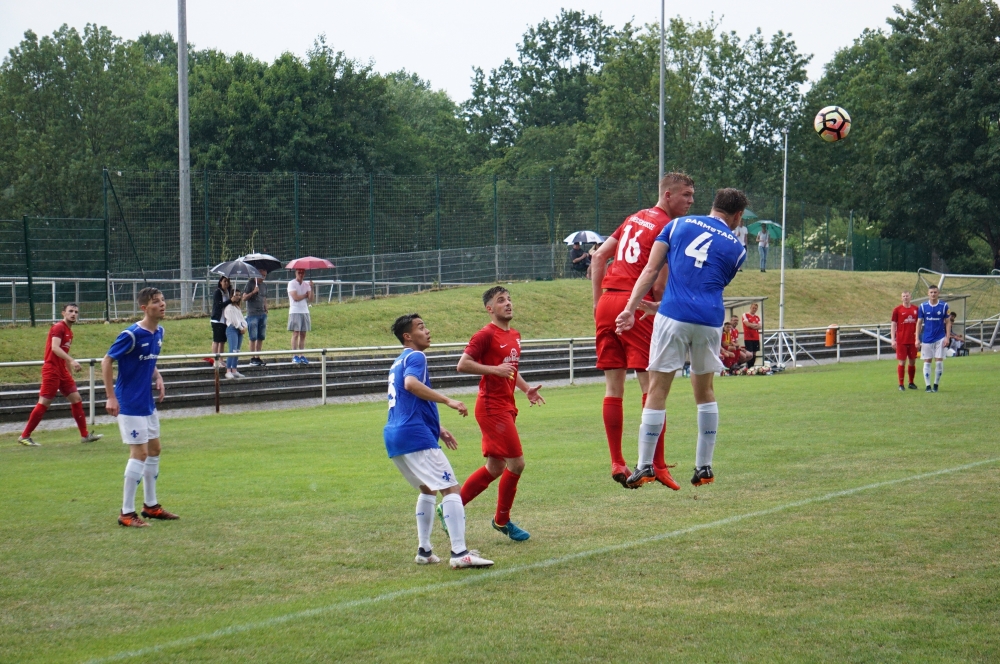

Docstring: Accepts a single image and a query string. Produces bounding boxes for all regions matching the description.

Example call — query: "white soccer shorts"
[392,448,459,492]
[648,313,724,376]
[921,338,945,360]
[118,410,160,445]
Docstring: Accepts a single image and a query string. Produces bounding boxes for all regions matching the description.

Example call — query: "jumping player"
[456,287,544,542]
[616,188,748,488]
[915,285,950,393]
[18,303,103,446]
[890,291,919,391]
[102,287,177,527]
[384,313,494,569]
[589,172,695,490]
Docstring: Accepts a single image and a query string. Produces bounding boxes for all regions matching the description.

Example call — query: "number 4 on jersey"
[684,232,713,268]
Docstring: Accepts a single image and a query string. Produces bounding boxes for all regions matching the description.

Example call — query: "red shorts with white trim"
[895,343,917,360]
[595,290,654,371]
[476,409,522,459]
[39,366,77,399]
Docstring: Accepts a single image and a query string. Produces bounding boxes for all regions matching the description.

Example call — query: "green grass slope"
[1,354,998,662]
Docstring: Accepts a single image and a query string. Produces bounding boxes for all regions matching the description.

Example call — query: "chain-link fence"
[852,234,931,272]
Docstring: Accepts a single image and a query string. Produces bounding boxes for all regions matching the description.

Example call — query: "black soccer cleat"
[932,384,939,392]
[925,385,932,393]
[625,465,656,488]
[691,465,715,487]
[908,383,918,390]
[898,385,905,392]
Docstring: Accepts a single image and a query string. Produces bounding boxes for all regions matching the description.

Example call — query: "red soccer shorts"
[595,290,655,371]
[896,343,917,361]
[39,366,77,399]
[476,408,523,459]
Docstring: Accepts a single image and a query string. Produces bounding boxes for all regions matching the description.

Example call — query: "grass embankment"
[0,271,920,382]
[1,354,998,662]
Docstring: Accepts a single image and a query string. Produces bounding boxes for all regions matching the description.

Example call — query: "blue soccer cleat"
[492,518,530,541]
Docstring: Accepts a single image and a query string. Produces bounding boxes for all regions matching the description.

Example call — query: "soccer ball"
[813,106,852,142]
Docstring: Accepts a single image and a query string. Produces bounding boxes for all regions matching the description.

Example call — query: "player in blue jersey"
[915,285,951,392]
[385,314,494,569]
[101,287,176,528]
[616,188,749,488]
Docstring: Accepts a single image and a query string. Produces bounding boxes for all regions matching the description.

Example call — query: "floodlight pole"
[177,0,192,314]
[777,127,789,368]
[658,0,665,181]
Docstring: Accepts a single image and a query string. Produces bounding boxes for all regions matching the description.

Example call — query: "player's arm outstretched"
[403,375,467,417]
[616,241,668,334]
[514,372,544,406]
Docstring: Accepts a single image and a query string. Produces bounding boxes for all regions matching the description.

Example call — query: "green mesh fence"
[852,235,932,272]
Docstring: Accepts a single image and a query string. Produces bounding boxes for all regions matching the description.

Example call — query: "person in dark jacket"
[210,277,233,365]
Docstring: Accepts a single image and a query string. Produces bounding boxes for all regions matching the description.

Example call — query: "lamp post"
[177,0,192,313]
[777,127,789,368]
[658,0,665,181]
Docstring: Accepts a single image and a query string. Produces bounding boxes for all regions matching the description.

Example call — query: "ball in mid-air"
[814,106,852,142]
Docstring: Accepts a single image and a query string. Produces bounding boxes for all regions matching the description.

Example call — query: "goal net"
[914,269,1000,348]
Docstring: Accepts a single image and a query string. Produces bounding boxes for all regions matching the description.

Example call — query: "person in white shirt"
[734,220,748,272]
[757,226,770,272]
[223,291,248,379]
[287,269,314,364]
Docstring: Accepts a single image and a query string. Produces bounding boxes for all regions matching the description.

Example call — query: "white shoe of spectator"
[233,371,246,379]
[225,371,235,379]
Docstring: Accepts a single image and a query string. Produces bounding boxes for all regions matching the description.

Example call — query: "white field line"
[84,457,999,664]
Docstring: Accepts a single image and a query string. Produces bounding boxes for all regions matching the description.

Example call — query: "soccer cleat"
[18,436,41,447]
[118,511,149,528]
[450,549,494,569]
[691,465,715,486]
[435,503,449,535]
[625,464,656,488]
[141,504,179,520]
[932,384,939,392]
[653,465,681,490]
[81,433,103,444]
[415,548,441,565]
[492,519,530,541]
[908,383,918,390]
[611,462,634,489]
[925,385,932,393]
[898,385,906,392]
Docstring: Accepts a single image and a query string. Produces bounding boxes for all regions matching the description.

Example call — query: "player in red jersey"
[18,303,102,447]
[891,291,920,391]
[589,172,695,489]
[456,286,545,541]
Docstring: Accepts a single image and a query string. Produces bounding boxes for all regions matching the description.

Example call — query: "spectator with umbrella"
[285,256,333,364]
[223,290,248,379]
[211,259,263,365]
[241,253,282,366]
[747,220,780,273]
[564,231,603,279]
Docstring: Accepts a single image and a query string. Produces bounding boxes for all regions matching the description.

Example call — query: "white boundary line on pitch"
[84,457,999,664]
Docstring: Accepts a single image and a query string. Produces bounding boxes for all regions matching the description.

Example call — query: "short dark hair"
[482,286,509,307]
[137,287,162,307]
[928,285,939,290]
[392,313,422,343]
[62,302,79,311]
[712,188,749,215]
[658,172,695,195]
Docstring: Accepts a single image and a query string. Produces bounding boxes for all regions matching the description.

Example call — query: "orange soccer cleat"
[653,464,681,490]
[141,504,179,520]
[611,462,635,489]
[118,511,149,528]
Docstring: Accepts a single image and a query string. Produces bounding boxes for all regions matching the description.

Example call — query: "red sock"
[897,365,905,385]
[22,403,48,438]
[602,397,625,465]
[461,466,496,505]
[494,468,521,526]
[908,364,916,383]
[642,393,668,470]
[70,401,89,437]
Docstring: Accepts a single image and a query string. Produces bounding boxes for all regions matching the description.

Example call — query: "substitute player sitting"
[384,313,494,569]
[102,287,177,527]
[589,172,694,490]
[915,285,950,393]
[616,188,748,488]
[457,287,544,542]
[18,303,102,446]
[890,291,919,391]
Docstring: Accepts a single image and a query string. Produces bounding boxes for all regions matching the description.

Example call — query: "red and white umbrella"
[285,256,335,270]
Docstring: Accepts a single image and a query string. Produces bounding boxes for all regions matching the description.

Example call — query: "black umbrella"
[211,260,263,279]
[240,252,282,273]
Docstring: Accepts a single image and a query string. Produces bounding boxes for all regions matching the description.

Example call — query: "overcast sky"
[1,0,904,101]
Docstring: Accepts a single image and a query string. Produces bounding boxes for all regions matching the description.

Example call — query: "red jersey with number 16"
[44,321,73,375]
[464,323,521,414]
[892,305,919,344]
[600,206,671,292]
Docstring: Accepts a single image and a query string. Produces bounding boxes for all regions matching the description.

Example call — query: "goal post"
[915,269,1000,349]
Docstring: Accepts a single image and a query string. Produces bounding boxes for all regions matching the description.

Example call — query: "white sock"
[696,402,719,468]
[935,361,943,386]
[638,409,665,467]
[441,493,467,555]
[924,362,932,387]
[143,456,159,506]
[415,493,435,552]
[122,459,144,514]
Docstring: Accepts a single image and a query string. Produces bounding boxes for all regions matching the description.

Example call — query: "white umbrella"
[563,230,605,245]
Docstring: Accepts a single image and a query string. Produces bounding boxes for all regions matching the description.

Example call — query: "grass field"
[2,354,998,663]
[0,270,922,383]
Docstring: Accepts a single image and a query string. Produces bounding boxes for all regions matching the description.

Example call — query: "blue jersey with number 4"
[655,216,746,327]
[383,348,441,458]
[918,301,949,343]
